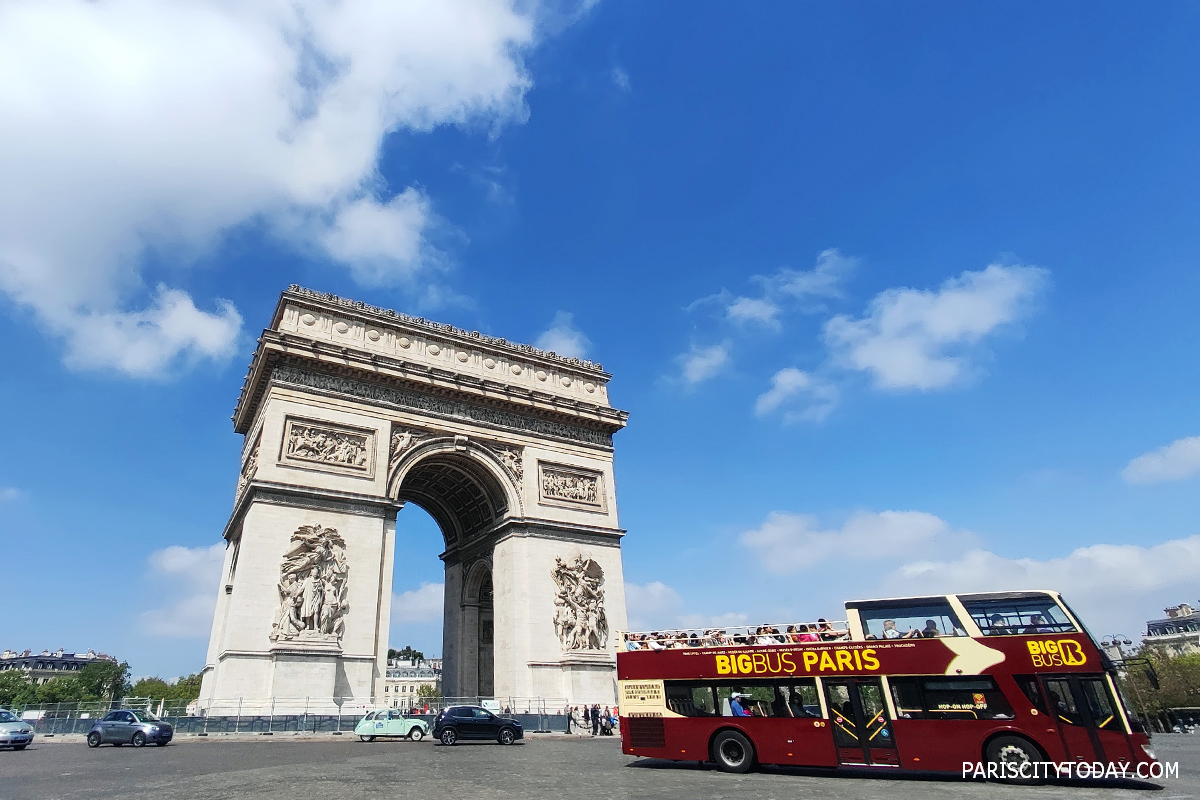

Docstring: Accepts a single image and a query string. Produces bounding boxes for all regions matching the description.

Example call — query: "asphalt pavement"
[1,732,1197,800]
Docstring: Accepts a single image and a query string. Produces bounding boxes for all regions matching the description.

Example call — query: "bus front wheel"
[711,730,755,774]
[985,735,1043,785]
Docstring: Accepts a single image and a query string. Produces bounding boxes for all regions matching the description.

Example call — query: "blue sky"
[2,2,1199,680]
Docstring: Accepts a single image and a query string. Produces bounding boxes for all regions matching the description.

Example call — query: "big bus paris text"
[616,590,1157,780]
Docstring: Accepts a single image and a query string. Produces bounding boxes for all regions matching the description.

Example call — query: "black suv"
[433,706,523,746]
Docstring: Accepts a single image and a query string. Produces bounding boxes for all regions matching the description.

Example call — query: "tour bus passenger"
[817,619,849,641]
[1023,614,1052,634]
[729,692,752,717]
[988,614,1012,635]
[688,633,702,648]
[786,625,800,644]
[796,624,820,642]
[647,633,665,651]
[921,619,941,638]
[755,626,776,646]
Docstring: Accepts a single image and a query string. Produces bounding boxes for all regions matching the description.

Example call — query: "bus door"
[823,678,899,766]
[1041,675,1135,764]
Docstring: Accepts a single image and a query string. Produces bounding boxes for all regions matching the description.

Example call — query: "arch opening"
[391,449,512,699]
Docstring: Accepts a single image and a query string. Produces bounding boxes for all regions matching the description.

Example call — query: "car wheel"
[711,730,755,774]
[498,727,516,745]
[131,732,147,748]
[359,735,375,742]
[440,728,457,746]
[409,728,424,742]
[985,735,1043,785]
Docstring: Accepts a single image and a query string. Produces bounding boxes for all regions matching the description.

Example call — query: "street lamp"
[1102,634,1134,659]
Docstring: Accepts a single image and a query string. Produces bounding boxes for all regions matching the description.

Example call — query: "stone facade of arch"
[198,287,629,710]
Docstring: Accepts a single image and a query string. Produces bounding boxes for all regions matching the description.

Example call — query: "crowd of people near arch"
[623,620,852,650]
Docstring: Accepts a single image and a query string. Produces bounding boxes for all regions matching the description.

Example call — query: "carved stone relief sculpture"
[386,427,431,496]
[269,524,349,644]
[281,417,375,477]
[486,443,524,494]
[552,555,609,651]
[539,462,605,511]
[235,435,260,504]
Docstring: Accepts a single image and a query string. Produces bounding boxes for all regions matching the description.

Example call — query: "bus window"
[919,677,1014,720]
[1079,677,1122,732]
[960,596,1077,636]
[1044,678,1084,726]
[1014,675,1048,713]
[888,678,926,719]
[716,683,785,717]
[778,680,821,718]
[664,682,717,717]
[857,602,965,640]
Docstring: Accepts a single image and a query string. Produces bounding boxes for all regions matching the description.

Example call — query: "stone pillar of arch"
[198,287,629,711]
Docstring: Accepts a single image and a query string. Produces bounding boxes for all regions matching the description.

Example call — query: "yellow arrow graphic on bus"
[940,637,1005,675]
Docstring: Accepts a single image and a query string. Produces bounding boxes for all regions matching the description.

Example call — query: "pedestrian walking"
[591,703,600,736]
[582,704,591,735]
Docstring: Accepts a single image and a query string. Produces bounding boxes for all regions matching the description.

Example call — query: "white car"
[0,709,33,750]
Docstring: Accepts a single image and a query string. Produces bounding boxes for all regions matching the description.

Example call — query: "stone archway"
[386,439,517,698]
[198,286,630,711]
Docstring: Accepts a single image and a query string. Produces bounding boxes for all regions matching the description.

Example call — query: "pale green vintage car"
[355,709,429,742]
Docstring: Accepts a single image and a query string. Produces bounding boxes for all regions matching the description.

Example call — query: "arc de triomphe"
[198,286,629,708]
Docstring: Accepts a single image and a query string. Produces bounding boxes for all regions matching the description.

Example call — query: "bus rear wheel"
[985,735,1043,785]
[711,730,755,774]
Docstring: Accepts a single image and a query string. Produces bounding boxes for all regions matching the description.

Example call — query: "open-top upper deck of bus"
[621,590,1090,650]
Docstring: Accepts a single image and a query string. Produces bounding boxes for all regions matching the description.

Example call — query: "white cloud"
[392,582,444,624]
[140,543,225,638]
[610,65,630,91]
[678,342,730,386]
[824,263,1046,390]
[535,311,590,359]
[887,536,1200,641]
[0,487,21,503]
[624,581,682,631]
[754,367,838,422]
[1122,436,1200,485]
[726,297,780,329]
[695,248,856,332]
[740,510,973,575]
[759,248,856,303]
[0,0,538,376]
[62,287,242,377]
[317,190,444,287]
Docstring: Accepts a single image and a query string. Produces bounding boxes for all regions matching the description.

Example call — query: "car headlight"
[149,726,159,732]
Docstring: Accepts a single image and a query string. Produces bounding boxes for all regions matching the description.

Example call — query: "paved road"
[1,733,1196,800]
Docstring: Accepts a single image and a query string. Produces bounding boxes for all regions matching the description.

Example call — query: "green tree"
[392,646,424,662]
[0,671,36,707]
[78,661,131,701]
[130,673,202,701]
[37,677,85,703]
[169,673,202,701]
[130,677,172,698]
[416,684,441,699]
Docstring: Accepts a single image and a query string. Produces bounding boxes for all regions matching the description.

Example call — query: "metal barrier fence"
[12,696,574,737]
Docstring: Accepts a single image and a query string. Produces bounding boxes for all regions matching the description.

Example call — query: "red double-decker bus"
[617,590,1156,779]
